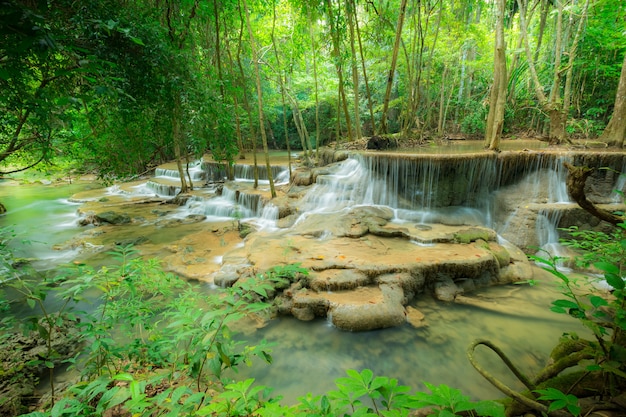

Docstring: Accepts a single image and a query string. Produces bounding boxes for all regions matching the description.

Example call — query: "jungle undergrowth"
[0,237,506,417]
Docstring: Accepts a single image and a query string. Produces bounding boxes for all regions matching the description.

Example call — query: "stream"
[0,164,589,405]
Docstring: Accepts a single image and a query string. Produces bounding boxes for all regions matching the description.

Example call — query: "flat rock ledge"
[216,205,532,331]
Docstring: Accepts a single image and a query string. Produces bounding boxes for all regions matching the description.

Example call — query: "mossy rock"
[453,227,496,244]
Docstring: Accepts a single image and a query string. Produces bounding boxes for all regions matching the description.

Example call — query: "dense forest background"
[1,0,625,179]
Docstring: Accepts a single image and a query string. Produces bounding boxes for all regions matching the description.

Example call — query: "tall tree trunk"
[437,65,448,135]
[307,5,321,155]
[172,93,189,193]
[241,0,275,198]
[324,0,353,141]
[381,0,408,134]
[517,0,568,144]
[563,0,590,129]
[347,0,362,139]
[236,6,259,188]
[484,0,507,150]
[213,0,225,99]
[600,52,626,147]
[352,0,376,136]
[224,42,245,159]
[271,2,293,176]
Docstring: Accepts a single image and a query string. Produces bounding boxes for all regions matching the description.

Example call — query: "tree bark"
[599,52,626,148]
[307,5,321,155]
[324,0,353,140]
[564,162,623,226]
[484,0,507,150]
[380,0,408,134]
[352,0,376,136]
[347,0,362,139]
[241,0,276,198]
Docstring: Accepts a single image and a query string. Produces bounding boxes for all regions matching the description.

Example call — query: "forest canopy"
[1,0,625,178]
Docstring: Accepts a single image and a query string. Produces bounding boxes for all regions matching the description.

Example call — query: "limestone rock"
[405,306,426,328]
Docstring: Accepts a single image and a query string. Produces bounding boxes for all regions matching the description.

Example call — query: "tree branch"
[564,162,624,226]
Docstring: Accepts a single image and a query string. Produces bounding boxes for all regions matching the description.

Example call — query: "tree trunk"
[380,0,408,134]
[324,0,353,141]
[235,7,259,187]
[347,0,362,139]
[484,0,507,150]
[352,0,376,136]
[564,162,623,226]
[172,93,189,194]
[600,52,626,147]
[272,2,293,176]
[307,5,321,155]
[242,0,275,198]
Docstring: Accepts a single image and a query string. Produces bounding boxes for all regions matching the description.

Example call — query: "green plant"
[13,250,503,417]
[529,222,626,401]
[535,387,581,416]
[5,268,92,407]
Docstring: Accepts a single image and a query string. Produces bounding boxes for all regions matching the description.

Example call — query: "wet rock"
[95,211,131,225]
[433,277,462,301]
[329,284,406,331]
[405,306,426,328]
[291,169,314,186]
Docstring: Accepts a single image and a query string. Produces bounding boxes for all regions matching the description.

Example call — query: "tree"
[241,0,276,198]
[0,2,111,174]
[380,0,408,134]
[484,0,507,150]
[517,0,589,143]
[600,52,626,147]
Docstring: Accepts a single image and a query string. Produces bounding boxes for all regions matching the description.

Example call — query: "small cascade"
[155,161,206,182]
[534,208,572,271]
[145,180,180,197]
[182,185,262,219]
[254,203,280,230]
[203,161,289,184]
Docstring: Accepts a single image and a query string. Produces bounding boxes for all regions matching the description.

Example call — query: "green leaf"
[594,261,620,275]
[473,400,506,417]
[589,295,608,308]
[605,272,625,290]
[552,299,580,309]
[113,372,134,381]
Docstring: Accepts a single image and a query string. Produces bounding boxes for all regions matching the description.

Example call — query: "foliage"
[535,387,581,416]
[529,219,626,408]
[2,245,507,417]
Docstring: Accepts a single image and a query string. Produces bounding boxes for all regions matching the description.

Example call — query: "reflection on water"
[235,276,586,404]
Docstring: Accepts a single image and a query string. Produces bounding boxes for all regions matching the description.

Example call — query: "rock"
[0,319,81,416]
[405,306,426,328]
[292,306,315,321]
[95,211,131,225]
[291,169,314,186]
[433,277,462,301]
[366,136,397,150]
[328,285,407,331]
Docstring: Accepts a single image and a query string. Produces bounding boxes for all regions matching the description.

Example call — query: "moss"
[454,228,492,244]
[550,336,591,361]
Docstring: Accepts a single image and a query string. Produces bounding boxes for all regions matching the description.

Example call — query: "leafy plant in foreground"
[13,248,504,417]
[529,220,626,408]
